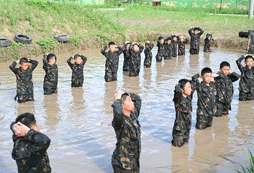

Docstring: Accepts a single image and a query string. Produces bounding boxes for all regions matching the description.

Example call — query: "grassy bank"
[0,1,253,61]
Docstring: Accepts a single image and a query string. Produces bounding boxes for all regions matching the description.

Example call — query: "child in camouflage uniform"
[164,37,172,60]
[9,58,38,103]
[144,41,154,68]
[112,92,142,173]
[123,41,132,71]
[129,42,144,77]
[43,53,58,94]
[171,35,179,57]
[101,42,123,82]
[156,37,165,62]
[214,61,240,116]
[67,54,87,87]
[203,33,213,52]
[236,55,254,101]
[192,67,217,130]
[178,36,189,56]
[10,113,51,173]
[188,26,204,55]
[248,30,254,54]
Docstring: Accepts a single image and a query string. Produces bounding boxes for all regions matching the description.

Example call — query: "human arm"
[199,28,204,36]
[188,28,193,36]
[130,93,142,116]
[116,45,123,56]
[150,42,154,50]
[67,57,74,69]
[173,84,182,104]
[101,45,108,56]
[192,73,201,91]
[138,44,144,52]
[228,72,240,82]
[81,55,87,65]
[29,59,38,71]
[236,55,245,73]
[9,61,19,74]
[248,39,251,50]
[111,92,125,128]
[43,54,48,66]
[185,38,189,44]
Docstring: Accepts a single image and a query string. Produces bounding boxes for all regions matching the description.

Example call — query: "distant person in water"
[67,54,87,87]
[156,37,165,62]
[111,92,142,173]
[171,35,179,57]
[188,26,204,55]
[101,42,123,82]
[203,33,213,52]
[178,36,189,56]
[164,37,172,60]
[144,41,154,68]
[129,42,144,77]
[248,30,254,54]
[9,57,38,103]
[123,41,132,71]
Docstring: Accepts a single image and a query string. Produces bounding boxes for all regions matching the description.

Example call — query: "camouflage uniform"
[10,123,51,173]
[171,35,179,57]
[129,44,144,77]
[144,42,154,68]
[156,42,165,62]
[172,83,195,147]
[164,42,172,60]
[101,46,123,82]
[203,34,212,52]
[111,93,142,173]
[178,38,189,56]
[9,60,38,103]
[214,71,240,116]
[236,56,254,101]
[188,27,204,55]
[248,31,254,54]
[192,74,217,130]
[43,55,58,95]
[67,55,87,87]
[123,42,132,71]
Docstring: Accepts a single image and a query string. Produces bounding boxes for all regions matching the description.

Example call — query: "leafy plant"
[36,39,58,53]
[236,144,254,173]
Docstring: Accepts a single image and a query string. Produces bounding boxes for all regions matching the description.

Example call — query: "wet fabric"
[172,84,195,147]
[43,55,58,94]
[156,42,165,62]
[123,43,132,71]
[189,27,204,55]
[101,46,123,82]
[67,55,87,87]
[113,165,139,173]
[236,56,254,101]
[192,73,217,130]
[178,38,189,56]
[144,42,154,68]
[129,44,144,77]
[204,35,212,52]
[111,93,142,171]
[10,123,51,173]
[214,71,240,116]
[171,36,179,57]
[164,43,172,60]
[9,60,38,103]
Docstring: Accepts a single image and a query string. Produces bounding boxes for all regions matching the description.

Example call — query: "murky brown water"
[1,46,254,173]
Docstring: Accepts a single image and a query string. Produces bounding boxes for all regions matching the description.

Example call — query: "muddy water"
[0,46,254,173]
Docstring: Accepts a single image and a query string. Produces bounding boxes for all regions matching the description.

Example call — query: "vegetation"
[236,144,254,173]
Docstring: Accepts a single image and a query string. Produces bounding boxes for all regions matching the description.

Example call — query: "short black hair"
[157,37,163,41]
[201,67,212,76]
[166,37,171,41]
[19,57,29,65]
[74,54,81,60]
[108,42,115,47]
[245,54,254,61]
[15,113,36,128]
[206,33,212,39]
[220,61,230,69]
[121,92,130,104]
[47,53,56,62]
[178,79,191,89]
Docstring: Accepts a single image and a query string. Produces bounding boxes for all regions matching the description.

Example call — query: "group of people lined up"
[8,26,254,173]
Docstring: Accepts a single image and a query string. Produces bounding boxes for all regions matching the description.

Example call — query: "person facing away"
[203,33,213,52]
[178,36,189,56]
[156,37,165,62]
[123,41,132,71]
[164,37,172,60]
[9,57,38,103]
[129,42,144,77]
[172,79,195,147]
[67,54,87,87]
[236,54,254,101]
[101,42,123,82]
[171,35,179,57]
[188,26,204,55]
[248,30,254,54]
[111,92,142,173]
[192,67,217,130]
[43,53,58,95]
[10,113,51,173]
[214,61,240,117]
[144,41,154,68]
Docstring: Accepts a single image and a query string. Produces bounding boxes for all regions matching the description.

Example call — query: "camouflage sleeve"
[150,43,154,50]
[112,99,124,128]
[173,85,182,103]
[101,46,108,56]
[43,54,48,66]
[29,60,38,71]
[10,122,16,142]
[116,46,123,56]
[67,57,74,70]
[229,72,240,82]
[81,55,87,65]
[192,73,201,92]
[139,44,144,53]
[130,93,142,116]
[185,38,189,44]
[199,28,204,36]
[188,28,193,36]
[236,56,245,73]
[9,61,18,74]
[26,129,51,152]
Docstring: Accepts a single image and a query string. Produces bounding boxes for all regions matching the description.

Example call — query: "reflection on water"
[0,47,254,172]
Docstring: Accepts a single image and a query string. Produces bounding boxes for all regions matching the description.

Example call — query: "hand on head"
[12,122,30,137]
[114,91,124,100]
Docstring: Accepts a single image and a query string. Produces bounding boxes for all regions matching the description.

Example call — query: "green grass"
[236,144,254,173]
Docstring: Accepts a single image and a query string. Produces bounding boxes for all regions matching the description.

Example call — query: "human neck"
[123,109,131,117]
[182,93,188,98]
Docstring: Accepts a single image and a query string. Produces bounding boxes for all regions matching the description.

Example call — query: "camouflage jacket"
[192,73,217,116]
[111,93,142,170]
[214,71,240,108]
[129,44,144,71]
[123,43,131,66]
[9,60,38,96]
[67,55,87,86]
[43,55,58,90]
[144,42,154,58]
[171,36,179,57]
[188,27,204,50]
[164,43,172,57]
[101,46,123,72]
[157,42,165,55]
[10,123,51,173]
[236,56,254,93]
[178,38,189,55]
